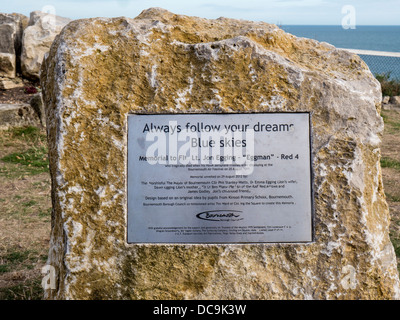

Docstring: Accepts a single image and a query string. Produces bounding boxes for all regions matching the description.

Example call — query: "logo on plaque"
[196,210,243,222]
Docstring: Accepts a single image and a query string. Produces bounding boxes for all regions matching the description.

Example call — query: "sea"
[280,26,400,79]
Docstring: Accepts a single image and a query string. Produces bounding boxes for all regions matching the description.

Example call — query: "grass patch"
[1,147,48,169]
[381,112,388,123]
[390,122,400,132]
[5,250,33,264]
[381,157,400,171]
[1,125,51,300]
[386,193,400,202]
[10,126,47,143]
[390,237,400,261]
[384,118,400,132]
[23,200,38,207]
[38,208,52,219]
[0,248,47,274]
[0,126,49,178]
[0,247,48,300]
[0,278,43,300]
[3,249,36,266]
[1,147,49,177]
[381,110,400,133]
[0,265,9,273]
[0,165,44,178]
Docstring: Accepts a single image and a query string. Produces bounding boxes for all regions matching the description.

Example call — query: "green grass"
[4,196,50,221]
[381,111,400,134]
[0,247,48,300]
[38,207,52,219]
[0,126,49,178]
[3,249,35,265]
[390,237,400,268]
[10,126,47,143]
[381,157,400,171]
[386,193,400,202]
[1,147,48,168]
[0,265,9,273]
[0,248,48,274]
[384,118,400,131]
[23,200,38,207]
[0,278,44,300]
[0,147,49,177]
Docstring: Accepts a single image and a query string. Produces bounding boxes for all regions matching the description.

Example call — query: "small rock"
[0,53,16,78]
[0,76,24,90]
[382,96,390,104]
[0,103,40,129]
[389,96,400,105]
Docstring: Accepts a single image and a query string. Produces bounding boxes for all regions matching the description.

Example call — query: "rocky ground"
[0,80,39,105]
[0,87,399,299]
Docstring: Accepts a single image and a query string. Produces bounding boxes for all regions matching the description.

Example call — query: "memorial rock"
[21,11,71,80]
[40,8,400,299]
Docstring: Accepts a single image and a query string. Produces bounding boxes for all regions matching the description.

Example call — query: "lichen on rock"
[40,8,400,300]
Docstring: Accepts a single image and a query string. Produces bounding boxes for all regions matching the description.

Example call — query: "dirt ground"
[0,80,39,105]
[381,108,400,271]
[0,86,399,299]
[0,125,51,298]
[1,80,50,299]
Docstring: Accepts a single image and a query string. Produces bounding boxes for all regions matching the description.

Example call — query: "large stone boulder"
[40,8,400,299]
[21,11,71,80]
[0,13,28,78]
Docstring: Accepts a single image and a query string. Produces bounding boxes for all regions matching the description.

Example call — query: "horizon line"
[1,10,400,27]
[280,24,400,26]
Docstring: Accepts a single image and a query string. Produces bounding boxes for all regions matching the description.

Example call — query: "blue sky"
[2,0,400,25]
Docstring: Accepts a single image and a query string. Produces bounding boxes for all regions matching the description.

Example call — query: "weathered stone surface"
[382,96,390,105]
[40,8,400,299]
[0,53,16,78]
[0,103,40,129]
[21,11,71,80]
[29,93,45,126]
[389,96,400,105]
[0,13,28,78]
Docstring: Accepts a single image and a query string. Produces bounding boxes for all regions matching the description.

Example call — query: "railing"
[338,48,400,80]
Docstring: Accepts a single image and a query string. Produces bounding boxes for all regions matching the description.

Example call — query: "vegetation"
[380,109,400,272]
[0,126,49,178]
[1,147,49,174]
[376,72,400,97]
[0,249,47,275]
[0,126,51,300]
[0,278,44,300]
[381,157,400,171]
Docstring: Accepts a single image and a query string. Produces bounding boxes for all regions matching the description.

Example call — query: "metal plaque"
[127,113,313,243]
